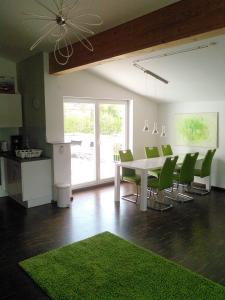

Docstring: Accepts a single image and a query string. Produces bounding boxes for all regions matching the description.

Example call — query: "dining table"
[114,154,204,211]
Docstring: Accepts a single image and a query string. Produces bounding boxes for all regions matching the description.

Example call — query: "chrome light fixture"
[133,62,169,84]
[143,121,166,137]
[24,0,103,65]
[160,125,166,137]
[143,120,150,132]
[152,122,159,135]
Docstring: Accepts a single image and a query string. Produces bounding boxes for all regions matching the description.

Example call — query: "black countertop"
[0,152,50,163]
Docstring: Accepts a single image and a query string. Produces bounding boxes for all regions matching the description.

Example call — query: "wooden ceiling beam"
[49,0,225,75]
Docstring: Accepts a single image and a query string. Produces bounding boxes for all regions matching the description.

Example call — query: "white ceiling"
[2,0,224,104]
[89,34,225,103]
[0,0,179,62]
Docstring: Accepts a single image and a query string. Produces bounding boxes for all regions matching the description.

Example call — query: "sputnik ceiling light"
[24,0,103,65]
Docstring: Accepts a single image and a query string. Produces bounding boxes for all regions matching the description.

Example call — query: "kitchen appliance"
[0,141,8,152]
[11,135,23,153]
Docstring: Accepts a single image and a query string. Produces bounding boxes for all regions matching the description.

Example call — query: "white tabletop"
[116,153,204,171]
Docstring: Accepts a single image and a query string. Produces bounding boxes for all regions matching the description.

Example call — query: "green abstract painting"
[175,112,218,147]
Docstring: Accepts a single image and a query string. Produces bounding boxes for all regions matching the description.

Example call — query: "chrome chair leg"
[171,184,194,202]
[122,184,139,203]
[185,181,210,195]
[147,189,173,211]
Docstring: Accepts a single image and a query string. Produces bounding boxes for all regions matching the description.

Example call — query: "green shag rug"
[19,232,225,300]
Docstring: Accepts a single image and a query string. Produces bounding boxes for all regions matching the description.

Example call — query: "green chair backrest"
[158,156,178,190]
[119,150,136,178]
[200,149,216,177]
[179,152,199,184]
[145,146,160,158]
[161,144,173,156]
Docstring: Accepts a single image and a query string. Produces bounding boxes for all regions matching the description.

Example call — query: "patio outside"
[64,102,126,186]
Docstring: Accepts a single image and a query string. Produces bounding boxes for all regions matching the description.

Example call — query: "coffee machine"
[0,141,8,152]
[11,135,23,154]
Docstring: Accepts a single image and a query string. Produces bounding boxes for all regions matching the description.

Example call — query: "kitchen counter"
[0,151,50,163]
[0,152,52,208]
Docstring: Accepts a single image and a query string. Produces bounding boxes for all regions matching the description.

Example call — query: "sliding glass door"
[64,102,96,186]
[64,99,128,188]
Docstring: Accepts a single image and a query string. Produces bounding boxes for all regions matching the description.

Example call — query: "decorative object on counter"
[15,149,43,159]
[0,76,15,94]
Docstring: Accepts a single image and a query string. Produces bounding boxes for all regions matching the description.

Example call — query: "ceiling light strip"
[134,43,217,64]
[133,63,169,84]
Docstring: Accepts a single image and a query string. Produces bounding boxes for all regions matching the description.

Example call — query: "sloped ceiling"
[0,0,179,62]
[89,34,225,103]
[2,0,224,104]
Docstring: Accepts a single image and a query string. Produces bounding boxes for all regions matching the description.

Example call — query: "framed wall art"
[175,112,218,147]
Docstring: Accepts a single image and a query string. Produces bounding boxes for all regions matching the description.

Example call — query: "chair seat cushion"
[194,169,201,177]
[148,177,159,189]
[122,175,141,185]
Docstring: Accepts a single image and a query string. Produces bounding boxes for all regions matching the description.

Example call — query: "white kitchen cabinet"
[4,157,52,208]
[4,158,22,203]
[0,94,22,127]
[0,157,7,197]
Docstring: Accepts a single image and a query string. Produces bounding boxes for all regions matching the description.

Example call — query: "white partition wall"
[52,143,71,200]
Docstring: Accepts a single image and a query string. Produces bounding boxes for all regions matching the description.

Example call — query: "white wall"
[158,101,225,188]
[44,54,158,159]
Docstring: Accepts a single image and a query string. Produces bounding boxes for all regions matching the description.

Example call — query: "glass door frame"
[63,97,129,189]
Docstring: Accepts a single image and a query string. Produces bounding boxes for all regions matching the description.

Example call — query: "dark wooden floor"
[0,183,225,299]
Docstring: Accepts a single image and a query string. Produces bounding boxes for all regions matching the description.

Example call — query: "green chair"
[144,146,161,177]
[173,152,199,202]
[145,146,160,158]
[192,149,216,195]
[161,144,173,156]
[119,150,141,203]
[147,156,178,211]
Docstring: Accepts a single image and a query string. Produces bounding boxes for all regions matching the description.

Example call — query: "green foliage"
[64,115,94,134]
[177,117,209,142]
[100,105,122,135]
[64,104,123,135]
